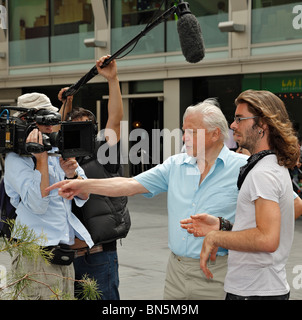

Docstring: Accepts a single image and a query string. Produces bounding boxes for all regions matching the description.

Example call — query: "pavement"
[118,193,302,300]
[118,193,169,300]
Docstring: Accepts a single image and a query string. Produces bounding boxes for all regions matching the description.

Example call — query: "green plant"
[0,220,101,300]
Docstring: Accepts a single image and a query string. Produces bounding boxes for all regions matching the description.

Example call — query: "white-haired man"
[47,99,248,300]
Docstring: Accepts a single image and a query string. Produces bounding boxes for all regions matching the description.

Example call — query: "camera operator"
[57,55,130,300]
[4,93,93,300]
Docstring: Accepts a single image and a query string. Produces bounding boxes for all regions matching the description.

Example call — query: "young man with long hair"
[193,90,300,300]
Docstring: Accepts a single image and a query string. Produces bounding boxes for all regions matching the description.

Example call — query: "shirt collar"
[216,144,230,167]
[182,144,229,167]
[182,153,197,165]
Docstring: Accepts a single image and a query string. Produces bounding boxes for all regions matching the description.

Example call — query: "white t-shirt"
[224,154,294,296]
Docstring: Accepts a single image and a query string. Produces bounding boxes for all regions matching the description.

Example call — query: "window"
[251,0,302,44]
[9,0,94,66]
[110,0,229,59]
[111,1,167,57]
[170,0,229,50]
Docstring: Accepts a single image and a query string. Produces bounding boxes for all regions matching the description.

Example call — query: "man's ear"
[211,127,221,142]
[258,120,268,133]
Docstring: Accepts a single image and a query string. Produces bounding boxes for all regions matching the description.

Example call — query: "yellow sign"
[281,78,302,92]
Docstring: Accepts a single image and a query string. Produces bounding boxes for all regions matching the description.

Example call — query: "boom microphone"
[62,5,177,100]
[176,1,205,63]
[62,1,205,99]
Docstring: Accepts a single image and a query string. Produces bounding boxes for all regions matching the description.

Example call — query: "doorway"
[129,97,163,176]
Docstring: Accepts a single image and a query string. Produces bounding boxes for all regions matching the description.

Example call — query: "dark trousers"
[74,249,120,300]
[226,292,290,300]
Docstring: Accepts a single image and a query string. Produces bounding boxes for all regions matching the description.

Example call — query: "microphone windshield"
[177,11,205,63]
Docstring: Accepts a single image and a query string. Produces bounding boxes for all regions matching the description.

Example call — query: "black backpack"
[0,178,17,238]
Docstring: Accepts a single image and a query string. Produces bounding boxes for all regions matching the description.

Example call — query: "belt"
[74,244,104,258]
[74,241,117,258]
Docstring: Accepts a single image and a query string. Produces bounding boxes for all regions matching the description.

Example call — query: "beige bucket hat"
[17,92,58,113]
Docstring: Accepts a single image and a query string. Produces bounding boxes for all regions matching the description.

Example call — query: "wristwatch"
[65,171,78,180]
[218,217,233,231]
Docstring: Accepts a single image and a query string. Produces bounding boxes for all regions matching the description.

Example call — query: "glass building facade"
[111,0,228,57]
[251,0,302,55]
[8,0,94,66]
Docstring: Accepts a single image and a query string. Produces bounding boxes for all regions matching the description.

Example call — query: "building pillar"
[163,79,181,160]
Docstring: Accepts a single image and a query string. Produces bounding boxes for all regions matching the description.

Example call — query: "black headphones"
[66,107,98,135]
[84,109,98,135]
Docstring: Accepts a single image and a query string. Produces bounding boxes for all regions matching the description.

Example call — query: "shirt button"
[192,203,195,207]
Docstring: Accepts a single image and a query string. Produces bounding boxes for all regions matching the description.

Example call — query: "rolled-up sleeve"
[4,152,50,214]
[134,157,171,198]
[72,165,88,207]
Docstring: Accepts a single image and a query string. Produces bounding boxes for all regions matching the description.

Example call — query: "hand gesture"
[46,179,85,200]
[180,213,220,237]
[200,231,219,279]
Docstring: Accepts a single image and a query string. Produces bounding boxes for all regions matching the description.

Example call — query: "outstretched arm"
[182,196,302,239]
[46,177,149,200]
[96,55,123,145]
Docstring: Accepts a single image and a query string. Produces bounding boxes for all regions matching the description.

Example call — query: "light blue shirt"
[4,149,94,247]
[134,145,248,259]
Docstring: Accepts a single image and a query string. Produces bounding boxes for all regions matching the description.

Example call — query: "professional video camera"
[0,106,95,158]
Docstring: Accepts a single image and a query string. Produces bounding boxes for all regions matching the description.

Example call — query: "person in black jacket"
[58,55,130,300]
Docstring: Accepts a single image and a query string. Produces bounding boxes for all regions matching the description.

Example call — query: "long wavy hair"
[235,90,300,169]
